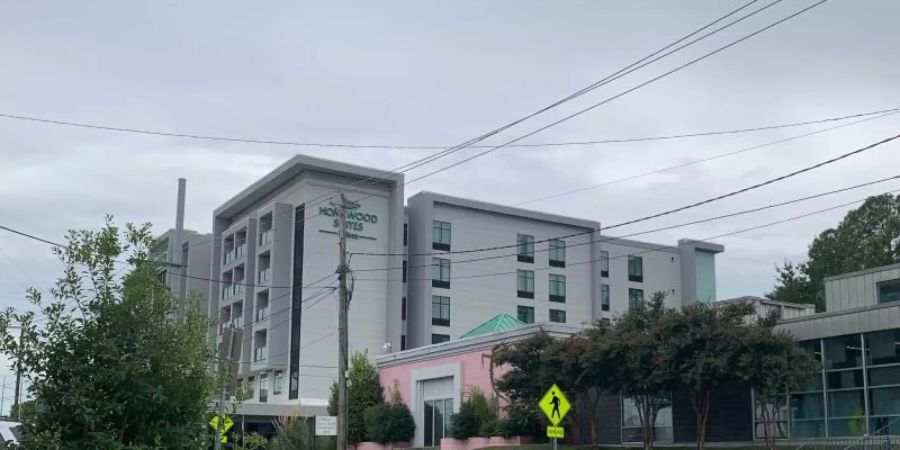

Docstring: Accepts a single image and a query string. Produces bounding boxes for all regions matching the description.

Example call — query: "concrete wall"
[825,264,900,312]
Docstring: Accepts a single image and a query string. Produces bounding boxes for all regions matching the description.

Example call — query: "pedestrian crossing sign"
[538,384,570,426]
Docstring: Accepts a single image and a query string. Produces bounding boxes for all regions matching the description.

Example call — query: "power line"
[357,188,900,284]
[237,0,793,230]
[354,133,900,257]
[351,173,900,272]
[404,0,830,185]
[1,108,892,150]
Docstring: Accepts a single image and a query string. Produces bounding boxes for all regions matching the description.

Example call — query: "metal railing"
[790,417,900,450]
[259,230,272,246]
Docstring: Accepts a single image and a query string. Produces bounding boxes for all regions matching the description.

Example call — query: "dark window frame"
[601,283,610,311]
[517,269,534,299]
[877,279,900,304]
[517,234,535,263]
[517,305,535,324]
[549,274,566,303]
[432,258,451,288]
[432,295,450,326]
[549,238,566,267]
[402,297,407,320]
[549,308,566,323]
[432,220,451,251]
[629,288,644,308]
[431,333,450,344]
[628,255,643,282]
[601,250,609,278]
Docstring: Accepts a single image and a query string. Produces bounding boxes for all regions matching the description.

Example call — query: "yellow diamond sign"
[538,384,570,426]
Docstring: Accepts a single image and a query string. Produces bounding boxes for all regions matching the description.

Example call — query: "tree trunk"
[587,390,599,448]
[690,390,711,450]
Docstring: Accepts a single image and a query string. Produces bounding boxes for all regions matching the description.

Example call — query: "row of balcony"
[221,284,245,300]
[223,243,247,265]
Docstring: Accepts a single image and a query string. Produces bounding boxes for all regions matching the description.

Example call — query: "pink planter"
[354,442,386,450]
[467,437,491,449]
[440,437,469,450]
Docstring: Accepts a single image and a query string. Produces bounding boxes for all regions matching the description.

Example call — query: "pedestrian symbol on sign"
[538,384,570,427]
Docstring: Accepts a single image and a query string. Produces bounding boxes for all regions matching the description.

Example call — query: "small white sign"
[316,416,337,436]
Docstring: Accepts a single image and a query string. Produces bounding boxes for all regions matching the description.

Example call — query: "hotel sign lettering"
[318,206,379,233]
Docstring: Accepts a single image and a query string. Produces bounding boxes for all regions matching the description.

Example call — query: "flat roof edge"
[215,155,403,218]
[412,191,600,230]
[823,263,900,282]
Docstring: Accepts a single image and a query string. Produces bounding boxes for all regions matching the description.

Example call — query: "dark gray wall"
[672,383,754,443]
[577,391,621,445]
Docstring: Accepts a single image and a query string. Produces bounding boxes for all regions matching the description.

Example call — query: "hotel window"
[549,274,566,303]
[432,295,450,326]
[878,279,900,304]
[785,340,825,438]
[431,333,450,344]
[601,251,609,277]
[403,223,408,246]
[423,396,453,446]
[628,255,643,282]
[623,394,673,443]
[273,370,284,396]
[601,284,610,312]
[517,270,534,299]
[247,376,255,398]
[824,334,866,436]
[549,309,566,323]
[259,373,268,403]
[517,305,535,324]
[628,288,644,308]
[517,234,534,263]
[549,239,566,268]
[433,221,451,251]
[401,335,407,351]
[402,261,407,283]
[432,258,450,288]
[864,329,900,435]
[402,297,407,320]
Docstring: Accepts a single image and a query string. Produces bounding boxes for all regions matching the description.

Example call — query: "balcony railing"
[235,244,246,259]
[258,268,270,284]
[256,307,268,322]
[254,346,267,362]
[223,250,234,264]
[220,284,244,300]
[259,230,272,246]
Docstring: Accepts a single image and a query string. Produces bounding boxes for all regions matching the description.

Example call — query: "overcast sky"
[1,0,898,390]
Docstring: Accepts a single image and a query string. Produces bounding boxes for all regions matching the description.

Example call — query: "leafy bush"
[363,398,416,444]
[450,387,498,439]
[497,403,541,438]
[327,352,384,443]
[270,416,312,450]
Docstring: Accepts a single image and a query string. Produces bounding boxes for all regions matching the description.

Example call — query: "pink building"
[376,316,579,447]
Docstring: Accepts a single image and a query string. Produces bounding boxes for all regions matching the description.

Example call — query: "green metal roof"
[459,314,526,339]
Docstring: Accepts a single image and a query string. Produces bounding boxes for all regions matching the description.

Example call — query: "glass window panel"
[434,399,446,443]
[828,390,866,418]
[628,256,643,278]
[601,284,610,311]
[629,289,644,308]
[870,416,900,435]
[622,396,672,443]
[517,234,534,257]
[517,306,534,324]
[600,251,609,273]
[868,386,900,416]
[877,279,900,304]
[549,239,565,262]
[791,392,825,419]
[869,366,900,387]
[755,422,788,440]
[827,370,865,390]
[424,401,434,446]
[824,334,864,369]
[865,329,900,366]
[517,270,534,293]
[798,374,824,392]
[755,394,788,421]
[790,420,826,438]
[799,340,823,363]
[828,418,867,437]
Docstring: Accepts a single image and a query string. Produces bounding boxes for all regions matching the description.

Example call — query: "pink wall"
[379,348,508,404]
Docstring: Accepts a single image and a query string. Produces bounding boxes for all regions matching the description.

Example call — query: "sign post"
[539,384,571,450]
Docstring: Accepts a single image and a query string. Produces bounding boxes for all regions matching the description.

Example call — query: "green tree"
[363,391,415,444]
[585,292,675,450]
[737,317,819,450]
[0,218,216,449]
[270,416,312,450]
[491,331,557,439]
[657,301,754,450]
[327,352,384,443]
[768,194,900,310]
[449,387,497,439]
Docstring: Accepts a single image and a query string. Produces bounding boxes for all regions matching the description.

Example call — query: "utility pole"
[336,193,351,450]
[1,376,6,417]
[174,177,187,320]
[12,327,22,420]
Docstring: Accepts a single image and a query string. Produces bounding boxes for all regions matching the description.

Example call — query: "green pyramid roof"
[459,314,526,339]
